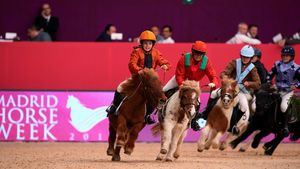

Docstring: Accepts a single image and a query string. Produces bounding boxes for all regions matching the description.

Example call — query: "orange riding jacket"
[128,46,170,74]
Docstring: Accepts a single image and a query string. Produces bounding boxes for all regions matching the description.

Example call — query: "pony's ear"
[232,80,237,87]
[221,79,227,86]
[179,88,184,98]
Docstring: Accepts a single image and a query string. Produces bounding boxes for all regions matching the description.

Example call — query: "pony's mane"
[180,80,201,95]
[221,78,239,92]
[122,68,161,99]
[120,77,140,95]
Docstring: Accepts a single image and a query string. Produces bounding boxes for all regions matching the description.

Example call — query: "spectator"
[150,26,163,42]
[96,24,117,42]
[226,22,261,45]
[35,3,59,41]
[247,24,260,39]
[159,25,175,44]
[27,25,52,41]
[277,29,300,47]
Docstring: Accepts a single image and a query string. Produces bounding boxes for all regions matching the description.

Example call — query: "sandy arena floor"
[0,142,299,169]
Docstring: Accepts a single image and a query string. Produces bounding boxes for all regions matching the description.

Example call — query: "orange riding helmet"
[139,30,157,44]
[192,41,207,53]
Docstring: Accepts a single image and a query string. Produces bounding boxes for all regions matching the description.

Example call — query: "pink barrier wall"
[1,91,298,143]
[0,42,299,90]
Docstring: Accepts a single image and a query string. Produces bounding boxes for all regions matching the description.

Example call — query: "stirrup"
[232,125,240,135]
[106,104,117,115]
[145,115,156,124]
[157,99,166,110]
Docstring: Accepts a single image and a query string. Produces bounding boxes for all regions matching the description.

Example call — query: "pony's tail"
[151,123,162,137]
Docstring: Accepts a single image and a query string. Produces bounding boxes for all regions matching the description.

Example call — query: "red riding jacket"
[175,53,218,87]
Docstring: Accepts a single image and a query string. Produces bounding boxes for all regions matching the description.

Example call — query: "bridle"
[180,90,200,120]
[220,87,239,103]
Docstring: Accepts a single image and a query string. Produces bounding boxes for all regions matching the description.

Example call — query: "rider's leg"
[158,76,179,109]
[279,91,294,136]
[162,76,178,93]
[145,103,156,124]
[249,94,256,114]
[201,88,221,120]
[106,80,127,115]
[231,92,250,135]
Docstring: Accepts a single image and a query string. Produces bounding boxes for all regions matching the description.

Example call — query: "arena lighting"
[183,0,194,5]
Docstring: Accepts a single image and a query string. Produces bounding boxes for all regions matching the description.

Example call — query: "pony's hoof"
[156,156,163,161]
[124,148,133,155]
[173,153,180,159]
[211,143,218,149]
[197,144,204,152]
[239,148,246,152]
[160,149,167,154]
[219,142,226,151]
[251,141,260,149]
[230,142,238,149]
[165,158,173,162]
[264,150,274,156]
[112,155,121,161]
[106,148,114,156]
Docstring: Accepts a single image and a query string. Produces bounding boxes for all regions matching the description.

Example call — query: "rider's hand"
[243,81,250,87]
[138,69,143,74]
[208,83,216,88]
[161,64,168,71]
[291,85,296,90]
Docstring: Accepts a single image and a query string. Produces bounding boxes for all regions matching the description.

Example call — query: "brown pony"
[107,68,165,161]
[197,78,239,151]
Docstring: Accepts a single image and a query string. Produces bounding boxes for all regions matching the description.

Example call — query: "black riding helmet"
[254,48,262,59]
[281,46,295,57]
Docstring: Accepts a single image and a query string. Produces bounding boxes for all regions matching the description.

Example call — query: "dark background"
[0,0,299,42]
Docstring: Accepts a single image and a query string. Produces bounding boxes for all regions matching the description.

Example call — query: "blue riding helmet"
[240,45,254,58]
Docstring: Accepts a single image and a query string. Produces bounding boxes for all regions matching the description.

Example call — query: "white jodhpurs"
[280,90,294,113]
[163,75,179,92]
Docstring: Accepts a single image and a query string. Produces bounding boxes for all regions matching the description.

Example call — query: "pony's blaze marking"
[192,93,196,100]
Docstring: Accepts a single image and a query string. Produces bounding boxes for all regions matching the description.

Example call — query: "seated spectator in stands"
[27,25,52,41]
[226,22,261,45]
[96,24,117,42]
[150,26,164,42]
[247,24,260,39]
[159,25,175,44]
[35,3,59,41]
[277,29,300,47]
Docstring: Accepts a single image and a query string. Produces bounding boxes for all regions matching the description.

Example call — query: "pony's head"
[66,95,80,109]
[179,80,201,119]
[220,78,239,109]
[137,68,165,108]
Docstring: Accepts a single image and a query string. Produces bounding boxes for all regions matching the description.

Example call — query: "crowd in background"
[11,3,300,46]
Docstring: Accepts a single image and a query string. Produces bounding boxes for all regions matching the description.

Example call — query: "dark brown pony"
[107,68,165,161]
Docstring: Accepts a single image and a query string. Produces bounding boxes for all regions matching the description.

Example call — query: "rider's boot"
[106,90,125,116]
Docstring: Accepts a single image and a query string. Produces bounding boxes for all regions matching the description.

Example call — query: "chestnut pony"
[107,68,165,161]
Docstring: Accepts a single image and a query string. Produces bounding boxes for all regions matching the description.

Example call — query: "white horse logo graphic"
[66,95,108,133]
